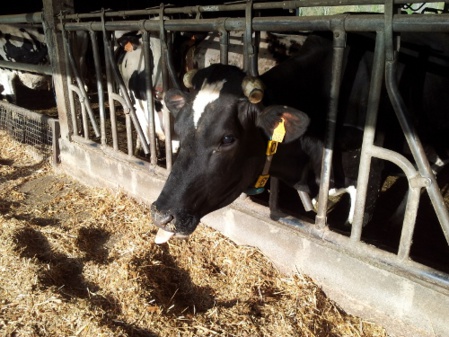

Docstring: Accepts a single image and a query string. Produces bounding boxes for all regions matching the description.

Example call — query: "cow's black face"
[151,64,310,243]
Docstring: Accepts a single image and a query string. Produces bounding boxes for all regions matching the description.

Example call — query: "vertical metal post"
[384,0,449,245]
[65,30,100,138]
[315,28,346,229]
[219,26,229,65]
[41,0,74,142]
[50,119,60,165]
[102,20,118,151]
[159,6,173,171]
[59,20,78,137]
[89,29,106,145]
[142,30,158,165]
[244,0,258,77]
[351,31,386,241]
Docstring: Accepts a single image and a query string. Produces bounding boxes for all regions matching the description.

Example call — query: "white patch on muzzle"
[192,79,226,128]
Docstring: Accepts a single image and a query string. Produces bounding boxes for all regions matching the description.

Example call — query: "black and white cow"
[151,32,449,243]
[115,29,306,155]
[0,24,89,104]
[0,24,50,103]
[115,30,167,149]
[185,31,306,74]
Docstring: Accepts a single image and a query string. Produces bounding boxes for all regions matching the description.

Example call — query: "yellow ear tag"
[271,118,286,143]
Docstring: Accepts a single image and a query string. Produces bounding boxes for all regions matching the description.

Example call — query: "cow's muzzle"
[150,203,199,244]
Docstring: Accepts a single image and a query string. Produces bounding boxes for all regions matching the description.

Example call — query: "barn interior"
[1,1,448,336]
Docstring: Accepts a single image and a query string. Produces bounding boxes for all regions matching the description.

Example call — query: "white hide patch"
[192,79,226,128]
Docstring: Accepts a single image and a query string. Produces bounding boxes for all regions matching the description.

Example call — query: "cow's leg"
[0,70,17,103]
[329,186,357,225]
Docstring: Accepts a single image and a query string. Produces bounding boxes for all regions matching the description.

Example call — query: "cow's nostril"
[154,213,173,227]
[151,203,174,227]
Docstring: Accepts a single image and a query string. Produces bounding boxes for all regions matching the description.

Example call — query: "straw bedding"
[0,130,386,336]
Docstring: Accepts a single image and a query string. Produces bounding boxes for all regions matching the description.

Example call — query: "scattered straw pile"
[0,130,387,336]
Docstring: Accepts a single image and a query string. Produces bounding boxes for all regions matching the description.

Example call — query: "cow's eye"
[221,135,235,146]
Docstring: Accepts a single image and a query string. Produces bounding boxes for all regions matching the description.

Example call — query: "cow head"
[151,64,310,243]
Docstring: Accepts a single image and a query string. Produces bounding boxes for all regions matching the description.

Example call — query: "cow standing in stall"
[0,24,50,103]
[0,24,89,106]
[185,30,306,74]
[115,28,307,156]
[150,32,449,243]
[114,30,167,152]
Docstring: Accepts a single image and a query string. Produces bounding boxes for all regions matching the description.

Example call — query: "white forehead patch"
[192,79,226,128]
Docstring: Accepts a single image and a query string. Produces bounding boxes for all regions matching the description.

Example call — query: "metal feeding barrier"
[0,1,448,333]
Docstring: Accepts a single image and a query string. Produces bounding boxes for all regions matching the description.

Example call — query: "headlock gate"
[1,1,448,336]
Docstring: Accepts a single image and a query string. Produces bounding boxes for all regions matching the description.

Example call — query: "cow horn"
[183,69,198,89]
[242,76,264,104]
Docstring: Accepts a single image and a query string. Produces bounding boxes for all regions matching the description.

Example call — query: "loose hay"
[0,130,387,337]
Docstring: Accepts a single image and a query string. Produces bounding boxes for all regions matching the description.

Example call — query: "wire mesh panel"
[0,101,56,155]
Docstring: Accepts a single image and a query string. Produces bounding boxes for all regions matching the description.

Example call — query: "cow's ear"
[257,105,310,143]
[164,89,187,118]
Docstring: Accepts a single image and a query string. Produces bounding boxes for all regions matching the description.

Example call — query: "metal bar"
[61,24,78,138]
[126,113,133,156]
[244,0,256,76]
[367,145,427,258]
[65,31,100,138]
[350,31,386,241]
[49,118,60,165]
[0,12,43,24]
[158,8,173,171]
[0,60,52,75]
[219,27,229,65]
[61,14,449,34]
[397,185,421,260]
[141,30,158,165]
[385,60,449,245]
[103,29,118,151]
[59,0,434,21]
[315,28,346,229]
[165,31,183,90]
[384,0,449,245]
[89,30,107,145]
[102,23,151,155]
[70,84,89,139]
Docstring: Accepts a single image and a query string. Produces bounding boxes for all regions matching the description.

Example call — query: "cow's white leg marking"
[192,79,226,128]
[311,185,357,224]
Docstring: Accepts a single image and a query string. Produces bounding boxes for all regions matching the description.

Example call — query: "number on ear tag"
[255,174,270,188]
[266,140,278,156]
[271,118,286,143]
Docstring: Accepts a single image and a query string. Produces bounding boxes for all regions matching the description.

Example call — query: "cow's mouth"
[150,203,199,244]
[154,228,190,244]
